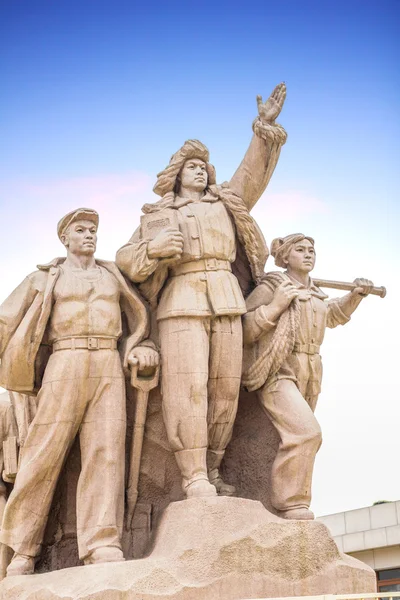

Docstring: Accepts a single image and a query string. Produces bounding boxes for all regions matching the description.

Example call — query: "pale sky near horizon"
[0,0,399,517]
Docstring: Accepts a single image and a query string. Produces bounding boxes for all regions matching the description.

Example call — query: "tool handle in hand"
[130,362,160,392]
[313,278,386,298]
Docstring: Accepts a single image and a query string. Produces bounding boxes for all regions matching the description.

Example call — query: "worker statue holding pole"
[242,233,378,521]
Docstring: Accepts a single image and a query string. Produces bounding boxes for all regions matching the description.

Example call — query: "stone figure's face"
[62,219,97,255]
[286,239,316,273]
[179,158,208,193]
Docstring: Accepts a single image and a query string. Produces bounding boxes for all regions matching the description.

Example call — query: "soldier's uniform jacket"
[117,194,251,320]
[116,123,289,318]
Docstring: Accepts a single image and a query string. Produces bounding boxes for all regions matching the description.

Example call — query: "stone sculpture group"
[0,83,383,596]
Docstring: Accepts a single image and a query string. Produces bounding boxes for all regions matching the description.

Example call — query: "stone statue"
[116,84,287,499]
[0,97,380,598]
[242,233,374,520]
[0,208,158,576]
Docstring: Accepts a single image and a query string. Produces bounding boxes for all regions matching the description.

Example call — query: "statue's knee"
[225,378,241,402]
[289,418,321,451]
[208,377,240,403]
[305,421,322,449]
[188,378,208,405]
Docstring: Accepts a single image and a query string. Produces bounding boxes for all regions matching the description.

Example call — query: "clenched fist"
[128,346,159,371]
[271,280,299,312]
[147,227,184,259]
[352,278,374,297]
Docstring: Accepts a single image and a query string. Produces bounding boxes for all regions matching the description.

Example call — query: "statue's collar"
[37,257,109,271]
[285,272,328,300]
[174,190,219,209]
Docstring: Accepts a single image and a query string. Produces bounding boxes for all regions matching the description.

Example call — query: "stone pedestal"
[0,497,376,599]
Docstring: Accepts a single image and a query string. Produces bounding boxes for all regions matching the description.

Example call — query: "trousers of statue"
[0,349,126,560]
[0,395,14,524]
[158,315,242,485]
[257,378,322,511]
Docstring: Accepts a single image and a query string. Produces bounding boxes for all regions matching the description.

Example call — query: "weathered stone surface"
[0,498,376,599]
[0,208,158,574]
[0,86,381,597]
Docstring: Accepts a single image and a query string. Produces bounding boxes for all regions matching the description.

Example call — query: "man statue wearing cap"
[0,208,158,575]
[116,84,287,499]
[242,234,373,520]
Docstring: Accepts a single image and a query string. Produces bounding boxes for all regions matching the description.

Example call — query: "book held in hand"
[140,209,179,240]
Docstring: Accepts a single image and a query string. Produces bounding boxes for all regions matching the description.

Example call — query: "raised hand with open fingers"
[257,82,286,124]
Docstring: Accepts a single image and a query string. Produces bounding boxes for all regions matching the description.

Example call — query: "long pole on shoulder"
[312,278,386,298]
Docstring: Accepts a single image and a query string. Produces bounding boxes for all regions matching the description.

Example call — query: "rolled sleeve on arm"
[243,305,277,345]
[116,238,159,283]
[326,299,351,329]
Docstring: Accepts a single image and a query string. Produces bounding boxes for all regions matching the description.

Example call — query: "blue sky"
[0,0,399,516]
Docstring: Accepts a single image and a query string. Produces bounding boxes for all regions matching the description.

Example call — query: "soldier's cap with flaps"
[57,208,99,240]
[153,139,217,197]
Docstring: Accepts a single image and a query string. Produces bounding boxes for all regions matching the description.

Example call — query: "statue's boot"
[6,553,35,576]
[207,449,236,497]
[84,546,125,565]
[175,448,217,499]
[278,507,315,520]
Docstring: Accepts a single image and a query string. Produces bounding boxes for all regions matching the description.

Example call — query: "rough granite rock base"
[0,497,376,600]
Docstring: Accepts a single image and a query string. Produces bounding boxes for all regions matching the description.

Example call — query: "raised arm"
[228,83,288,212]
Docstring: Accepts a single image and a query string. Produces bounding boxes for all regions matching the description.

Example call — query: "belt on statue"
[293,343,320,355]
[52,337,118,351]
[171,258,232,276]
